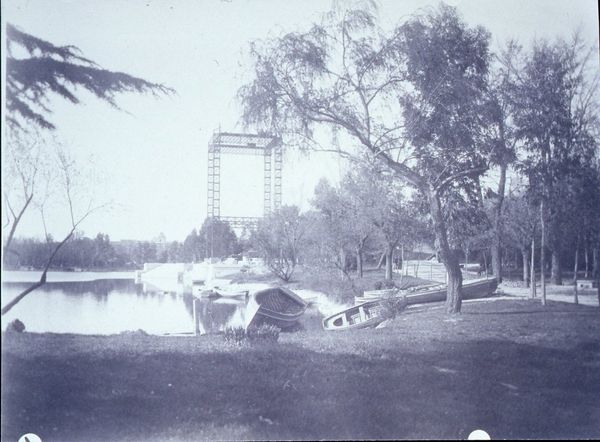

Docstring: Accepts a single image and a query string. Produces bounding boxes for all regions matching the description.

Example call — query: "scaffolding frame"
[207,132,282,231]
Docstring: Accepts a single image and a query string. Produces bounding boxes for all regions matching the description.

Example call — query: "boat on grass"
[322,301,387,331]
[329,278,499,331]
[404,278,498,305]
[355,278,498,305]
[246,287,307,329]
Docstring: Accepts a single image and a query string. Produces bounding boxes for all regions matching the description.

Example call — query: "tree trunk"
[401,244,406,275]
[377,251,386,269]
[540,200,546,305]
[551,249,562,285]
[483,249,488,276]
[593,248,599,308]
[339,247,347,279]
[521,247,529,287]
[530,238,536,299]
[573,244,579,305]
[428,188,462,313]
[3,194,35,267]
[584,246,589,278]
[2,228,75,316]
[491,244,502,283]
[385,244,393,280]
[490,132,508,284]
[356,247,363,278]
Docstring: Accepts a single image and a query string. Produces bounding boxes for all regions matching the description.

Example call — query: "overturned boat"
[246,287,308,329]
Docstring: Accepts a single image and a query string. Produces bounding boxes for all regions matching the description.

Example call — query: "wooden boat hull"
[322,301,387,331]
[405,278,498,304]
[248,287,307,329]
[336,279,499,330]
[355,278,498,305]
[214,288,249,299]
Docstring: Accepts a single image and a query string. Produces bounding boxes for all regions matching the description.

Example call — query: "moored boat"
[246,287,308,329]
[322,301,387,331]
[213,288,249,299]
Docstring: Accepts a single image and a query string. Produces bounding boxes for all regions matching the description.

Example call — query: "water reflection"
[1,277,251,335]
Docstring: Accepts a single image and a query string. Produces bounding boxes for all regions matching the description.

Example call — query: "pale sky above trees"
[2,0,598,241]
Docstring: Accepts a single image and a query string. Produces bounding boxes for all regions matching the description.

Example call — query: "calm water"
[1,272,252,335]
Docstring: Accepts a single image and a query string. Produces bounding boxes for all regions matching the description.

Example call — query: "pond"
[1,271,339,335]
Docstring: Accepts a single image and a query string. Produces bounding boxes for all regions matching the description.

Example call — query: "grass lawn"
[2,298,600,441]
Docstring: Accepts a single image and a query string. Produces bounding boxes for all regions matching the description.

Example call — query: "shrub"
[247,323,281,343]
[7,319,25,333]
[224,326,247,345]
[223,324,280,345]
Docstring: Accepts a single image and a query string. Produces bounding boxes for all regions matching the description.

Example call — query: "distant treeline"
[3,218,242,271]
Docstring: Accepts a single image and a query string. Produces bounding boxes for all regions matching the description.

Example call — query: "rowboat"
[246,287,308,329]
[193,287,220,298]
[404,278,498,305]
[355,278,498,305]
[322,301,387,331]
[213,288,249,299]
[328,278,499,331]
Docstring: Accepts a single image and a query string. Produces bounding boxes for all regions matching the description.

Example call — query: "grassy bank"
[2,298,600,441]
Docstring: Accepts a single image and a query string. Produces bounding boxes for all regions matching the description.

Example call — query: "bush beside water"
[224,324,281,345]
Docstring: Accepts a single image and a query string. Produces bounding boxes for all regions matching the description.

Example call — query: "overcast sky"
[2,0,598,242]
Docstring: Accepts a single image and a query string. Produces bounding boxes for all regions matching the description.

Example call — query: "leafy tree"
[502,191,539,287]
[513,35,599,293]
[6,23,173,131]
[480,41,521,282]
[445,188,491,272]
[198,218,238,259]
[134,241,158,265]
[311,178,357,277]
[239,4,494,312]
[252,206,308,281]
[93,233,116,268]
[182,229,203,262]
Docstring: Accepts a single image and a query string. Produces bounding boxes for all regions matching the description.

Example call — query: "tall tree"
[513,35,599,287]
[239,4,494,313]
[482,41,521,282]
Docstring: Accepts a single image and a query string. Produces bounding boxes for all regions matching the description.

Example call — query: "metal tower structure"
[207,132,282,230]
